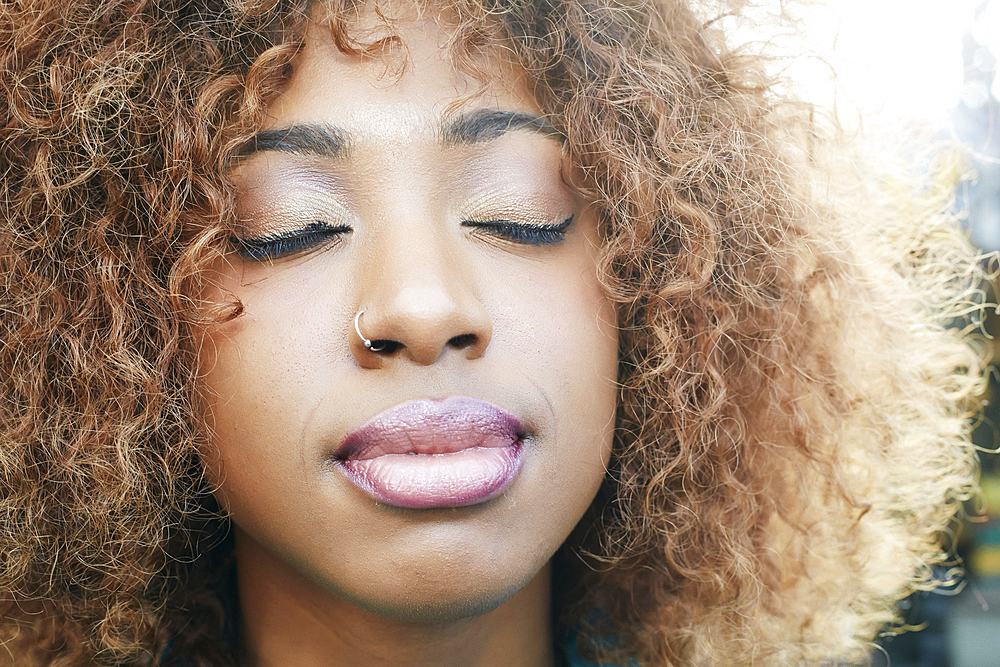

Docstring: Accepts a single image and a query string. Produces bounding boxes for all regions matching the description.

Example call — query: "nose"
[352,234,492,367]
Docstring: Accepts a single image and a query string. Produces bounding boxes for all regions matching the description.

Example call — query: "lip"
[332,396,525,509]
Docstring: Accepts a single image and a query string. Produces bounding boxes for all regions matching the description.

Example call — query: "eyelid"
[460,216,573,246]
[231,221,352,260]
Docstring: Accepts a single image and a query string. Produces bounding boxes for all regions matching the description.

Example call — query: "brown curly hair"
[0,0,987,664]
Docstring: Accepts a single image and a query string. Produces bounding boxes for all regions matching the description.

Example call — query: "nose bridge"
[378,228,460,316]
[361,213,491,365]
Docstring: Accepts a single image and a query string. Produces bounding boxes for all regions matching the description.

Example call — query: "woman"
[0,0,985,664]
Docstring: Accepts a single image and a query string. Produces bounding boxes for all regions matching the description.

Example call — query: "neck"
[235,539,557,667]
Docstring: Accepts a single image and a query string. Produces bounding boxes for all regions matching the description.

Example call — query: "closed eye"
[231,221,352,260]
[460,216,572,246]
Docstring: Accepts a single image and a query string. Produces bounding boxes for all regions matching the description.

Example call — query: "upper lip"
[334,396,525,461]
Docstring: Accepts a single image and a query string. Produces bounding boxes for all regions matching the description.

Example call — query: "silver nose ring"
[354,309,385,352]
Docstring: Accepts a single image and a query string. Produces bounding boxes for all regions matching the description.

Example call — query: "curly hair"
[0,0,987,664]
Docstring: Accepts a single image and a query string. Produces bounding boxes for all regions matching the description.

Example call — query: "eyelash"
[231,222,351,260]
[460,216,572,246]
[231,215,573,260]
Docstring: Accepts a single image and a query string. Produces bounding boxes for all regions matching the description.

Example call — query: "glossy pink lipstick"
[333,396,524,509]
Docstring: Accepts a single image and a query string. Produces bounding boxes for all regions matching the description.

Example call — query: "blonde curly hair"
[0,0,987,664]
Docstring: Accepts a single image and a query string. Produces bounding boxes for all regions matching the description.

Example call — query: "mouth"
[332,396,525,509]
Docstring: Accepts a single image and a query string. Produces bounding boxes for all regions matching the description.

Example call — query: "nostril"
[447,333,477,350]
[370,340,401,354]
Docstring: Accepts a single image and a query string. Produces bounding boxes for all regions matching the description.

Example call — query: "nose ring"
[354,309,385,352]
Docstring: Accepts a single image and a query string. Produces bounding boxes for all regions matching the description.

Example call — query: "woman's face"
[196,12,618,623]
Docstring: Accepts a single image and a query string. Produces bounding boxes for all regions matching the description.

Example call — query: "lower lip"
[338,444,523,509]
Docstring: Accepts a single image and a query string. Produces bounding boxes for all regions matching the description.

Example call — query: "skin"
[195,6,619,666]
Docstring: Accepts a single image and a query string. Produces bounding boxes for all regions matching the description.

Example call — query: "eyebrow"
[235,109,563,160]
[440,109,564,144]
[234,124,348,159]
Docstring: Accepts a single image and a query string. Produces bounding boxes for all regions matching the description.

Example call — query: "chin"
[347,578,527,624]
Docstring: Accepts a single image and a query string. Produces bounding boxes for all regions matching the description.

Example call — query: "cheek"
[551,254,618,506]
[192,270,325,499]
[556,286,618,480]
[516,237,618,416]
[500,253,618,511]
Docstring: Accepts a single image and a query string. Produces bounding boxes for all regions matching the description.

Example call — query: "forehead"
[265,12,542,139]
